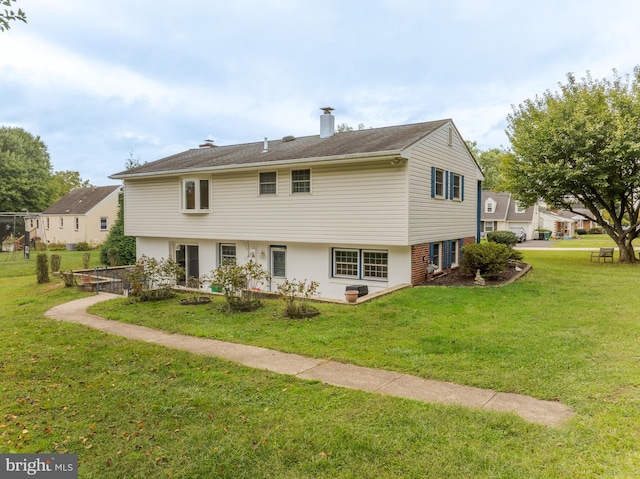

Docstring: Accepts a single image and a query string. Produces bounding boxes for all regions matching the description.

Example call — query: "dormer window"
[485,199,496,213]
[514,202,526,213]
[182,178,210,212]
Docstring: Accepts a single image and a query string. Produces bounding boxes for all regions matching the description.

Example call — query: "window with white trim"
[514,202,526,213]
[291,169,311,193]
[431,242,442,271]
[363,250,388,279]
[452,173,461,200]
[332,248,388,280]
[451,240,459,267]
[182,178,210,211]
[219,243,236,266]
[74,217,79,231]
[485,199,495,213]
[434,168,444,198]
[259,172,277,195]
[100,217,108,231]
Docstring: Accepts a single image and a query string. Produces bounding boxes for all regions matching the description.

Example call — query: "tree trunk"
[617,240,636,263]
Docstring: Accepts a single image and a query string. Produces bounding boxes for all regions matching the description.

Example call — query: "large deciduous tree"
[51,170,92,203]
[505,68,640,263]
[0,0,26,32]
[0,127,55,212]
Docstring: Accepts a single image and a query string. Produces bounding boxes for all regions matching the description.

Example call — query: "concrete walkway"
[45,293,574,428]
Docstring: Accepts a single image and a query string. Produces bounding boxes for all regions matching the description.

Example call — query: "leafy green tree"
[466,141,512,192]
[99,190,136,266]
[0,0,26,32]
[505,68,640,263]
[0,127,54,212]
[51,170,92,203]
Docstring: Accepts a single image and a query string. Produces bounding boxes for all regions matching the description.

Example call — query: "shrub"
[209,261,269,312]
[107,249,118,267]
[576,228,587,236]
[76,242,91,251]
[126,255,185,301]
[61,270,77,287]
[588,227,603,234]
[460,242,510,277]
[36,253,50,284]
[277,279,320,319]
[486,231,518,249]
[82,252,90,269]
[50,254,61,273]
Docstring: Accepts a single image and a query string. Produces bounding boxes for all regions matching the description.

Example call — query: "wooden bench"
[590,247,614,263]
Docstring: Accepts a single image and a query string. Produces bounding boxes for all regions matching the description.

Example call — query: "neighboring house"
[481,191,539,240]
[110,110,484,300]
[539,208,576,238]
[40,185,121,248]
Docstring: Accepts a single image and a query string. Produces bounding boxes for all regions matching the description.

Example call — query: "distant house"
[40,185,121,248]
[110,110,484,300]
[481,191,539,240]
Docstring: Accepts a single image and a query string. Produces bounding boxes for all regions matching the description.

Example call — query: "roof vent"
[199,139,216,148]
[282,135,296,142]
[263,137,269,153]
[320,107,335,138]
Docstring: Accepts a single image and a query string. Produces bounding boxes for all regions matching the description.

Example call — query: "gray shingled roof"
[111,119,452,179]
[481,191,511,220]
[42,185,121,215]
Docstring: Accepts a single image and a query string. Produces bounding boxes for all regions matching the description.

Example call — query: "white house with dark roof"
[40,185,121,248]
[481,191,540,240]
[110,110,484,300]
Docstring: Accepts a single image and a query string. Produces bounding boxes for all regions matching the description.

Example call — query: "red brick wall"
[411,236,476,285]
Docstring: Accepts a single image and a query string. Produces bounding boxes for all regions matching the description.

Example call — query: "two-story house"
[41,185,121,248]
[481,191,539,240]
[110,110,484,300]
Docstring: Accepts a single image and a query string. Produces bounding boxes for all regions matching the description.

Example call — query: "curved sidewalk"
[45,293,574,428]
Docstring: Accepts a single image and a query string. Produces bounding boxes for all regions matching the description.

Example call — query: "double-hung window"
[332,248,388,280]
[452,173,461,200]
[291,169,311,193]
[259,172,277,195]
[74,217,79,231]
[434,169,444,198]
[219,243,236,266]
[100,217,108,231]
[182,178,210,212]
[431,242,442,271]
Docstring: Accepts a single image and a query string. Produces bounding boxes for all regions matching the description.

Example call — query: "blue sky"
[2,0,639,186]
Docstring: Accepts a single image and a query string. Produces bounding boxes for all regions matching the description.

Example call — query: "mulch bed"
[422,262,530,287]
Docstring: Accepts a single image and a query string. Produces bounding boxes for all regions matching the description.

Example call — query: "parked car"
[509,227,526,243]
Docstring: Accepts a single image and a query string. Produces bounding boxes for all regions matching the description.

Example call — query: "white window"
[259,172,277,195]
[514,202,526,213]
[220,243,236,266]
[182,178,210,211]
[100,217,108,231]
[451,240,459,267]
[291,169,311,193]
[334,249,359,278]
[432,242,442,271]
[435,169,444,198]
[74,217,79,231]
[363,250,388,279]
[485,199,495,213]
[452,173,461,200]
[482,221,497,233]
[333,248,388,280]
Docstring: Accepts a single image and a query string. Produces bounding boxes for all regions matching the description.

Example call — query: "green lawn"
[1,250,639,477]
[552,233,639,249]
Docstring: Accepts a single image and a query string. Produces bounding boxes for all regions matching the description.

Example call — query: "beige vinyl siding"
[124,177,209,239]
[124,161,408,245]
[407,123,479,243]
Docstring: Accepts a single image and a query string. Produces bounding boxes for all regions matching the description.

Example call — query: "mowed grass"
[553,233,640,249]
[1,250,640,477]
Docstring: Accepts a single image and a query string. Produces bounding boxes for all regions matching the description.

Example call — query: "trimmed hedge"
[460,242,510,277]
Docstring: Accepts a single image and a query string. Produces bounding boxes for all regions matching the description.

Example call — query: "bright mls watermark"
[0,454,77,478]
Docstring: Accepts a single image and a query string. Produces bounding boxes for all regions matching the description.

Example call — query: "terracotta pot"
[345,290,359,303]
